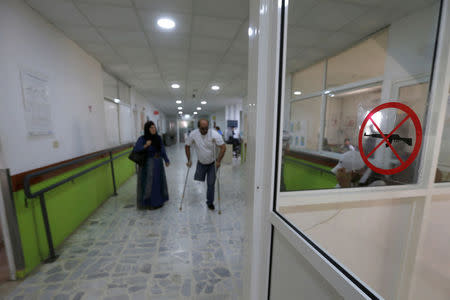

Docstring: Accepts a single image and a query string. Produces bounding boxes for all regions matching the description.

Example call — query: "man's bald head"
[198,119,209,135]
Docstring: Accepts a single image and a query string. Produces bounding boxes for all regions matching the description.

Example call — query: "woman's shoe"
[148,204,163,210]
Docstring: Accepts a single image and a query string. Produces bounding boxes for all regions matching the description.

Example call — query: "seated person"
[331,150,385,188]
[341,138,355,153]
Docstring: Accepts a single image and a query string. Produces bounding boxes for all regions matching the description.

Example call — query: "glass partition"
[276,0,443,299]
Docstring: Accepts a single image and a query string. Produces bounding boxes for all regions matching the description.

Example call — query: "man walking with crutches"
[185,119,226,210]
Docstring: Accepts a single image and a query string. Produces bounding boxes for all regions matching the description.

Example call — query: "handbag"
[128,149,146,166]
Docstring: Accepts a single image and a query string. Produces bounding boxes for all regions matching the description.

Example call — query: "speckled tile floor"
[6,145,246,300]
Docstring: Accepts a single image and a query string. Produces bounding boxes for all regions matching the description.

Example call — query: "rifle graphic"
[364,133,412,147]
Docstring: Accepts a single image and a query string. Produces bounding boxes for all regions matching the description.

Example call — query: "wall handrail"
[23,143,132,198]
[22,143,133,263]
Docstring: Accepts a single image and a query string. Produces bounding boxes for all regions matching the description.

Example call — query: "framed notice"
[20,70,53,136]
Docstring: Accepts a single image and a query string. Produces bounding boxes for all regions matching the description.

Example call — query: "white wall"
[0,0,106,175]
[130,88,167,138]
[211,109,226,133]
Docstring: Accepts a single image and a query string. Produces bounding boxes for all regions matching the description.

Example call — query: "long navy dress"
[134,135,170,209]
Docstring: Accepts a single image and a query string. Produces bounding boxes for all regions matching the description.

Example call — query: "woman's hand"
[144,140,152,148]
[165,162,170,167]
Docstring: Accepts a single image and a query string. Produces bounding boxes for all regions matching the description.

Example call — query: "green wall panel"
[13,149,134,277]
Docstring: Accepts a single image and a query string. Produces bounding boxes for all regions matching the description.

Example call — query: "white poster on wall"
[20,70,53,136]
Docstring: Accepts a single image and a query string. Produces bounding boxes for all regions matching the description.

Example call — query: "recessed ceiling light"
[113,98,120,103]
[157,18,175,30]
[176,100,182,104]
[294,91,302,95]
[201,101,207,105]
[196,107,201,110]
[330,94,335,97]
[211,85,220,91]
[177,106,183,110]
[248,27,254,37]
[324,90,330,95]
[178,111,183,115]
[193,112,198,115]
[171,83,180,89]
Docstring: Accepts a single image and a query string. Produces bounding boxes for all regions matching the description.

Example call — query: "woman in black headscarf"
[133,121,170,209]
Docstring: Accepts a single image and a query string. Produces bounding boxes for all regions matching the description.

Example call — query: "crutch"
[180,140,195,211]
[212,139,222,214]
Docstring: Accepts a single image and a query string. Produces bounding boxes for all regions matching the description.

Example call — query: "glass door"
[263,0,450,299]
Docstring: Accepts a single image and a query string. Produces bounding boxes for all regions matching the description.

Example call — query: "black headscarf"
[143,121,161,152]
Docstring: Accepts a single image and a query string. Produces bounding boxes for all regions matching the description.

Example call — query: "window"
[326,29,388,88]
[275,0,443,299]
[289,96,321,152]
[324,85,381,154]
[436,88,450,183]
[291,61,325,96]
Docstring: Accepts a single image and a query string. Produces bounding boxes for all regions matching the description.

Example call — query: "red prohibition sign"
[358,102,422,175]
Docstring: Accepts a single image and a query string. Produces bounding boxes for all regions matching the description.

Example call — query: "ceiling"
[286,0,438,73]
[25,0,249,116]
[25,0,437,116]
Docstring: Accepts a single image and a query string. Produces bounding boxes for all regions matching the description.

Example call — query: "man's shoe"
[207,203,215,210]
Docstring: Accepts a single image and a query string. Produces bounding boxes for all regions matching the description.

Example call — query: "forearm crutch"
[212,139,221,214]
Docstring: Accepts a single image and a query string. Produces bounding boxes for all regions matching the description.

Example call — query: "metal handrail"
[22,143,133,263]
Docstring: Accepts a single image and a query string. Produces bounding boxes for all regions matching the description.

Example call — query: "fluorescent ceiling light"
[196,107,201,110]
[201,101,207,105]
[176,100,182,104]
[171,83,180,89]
[211,85,220,91]
[294,91,301,95]
[113,98,120,103]
[193,112,198,115]
[157,18,175,30]
[177,106,183,110]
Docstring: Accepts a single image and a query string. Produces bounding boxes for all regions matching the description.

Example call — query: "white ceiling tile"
[192,16,242,39]
[288,0,320,26]
[136,72,161,81]
[154,50,188,63]
[228,41,248,55]
[96,53,125,65]
[75,0,132,7]
[217,64,245,76]
[26,0,89,26]
[223,52,247,65]
[108,63,133,73]
[131,64,159,73]
[139,11,192,35]
[116,46,153,59]
[134,0,193,14]
[236,20,249,41]
[148,32,190,50]
[287,27,332,48]
[81,42,116,56]
[317,31,363,54]
[59,25,104,43]
[77,4,141,30]
[297,0,368,31]
[99,29,149,47]
[192,0,249,20]
[191,37,230,53]
[190,52,222,65]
